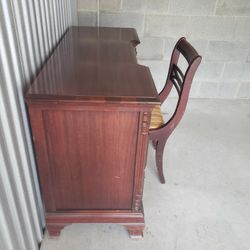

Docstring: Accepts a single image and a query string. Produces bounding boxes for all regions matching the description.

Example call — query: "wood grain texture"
[26,27,158,104]
[26,63,158,103]
[26,27,159,238]
[46,210,145,238]
[43,110,138,210]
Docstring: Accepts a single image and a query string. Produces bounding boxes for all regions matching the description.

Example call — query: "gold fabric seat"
[150,105,164,129]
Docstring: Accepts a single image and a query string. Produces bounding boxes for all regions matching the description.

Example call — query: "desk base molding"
[46,209,145,238]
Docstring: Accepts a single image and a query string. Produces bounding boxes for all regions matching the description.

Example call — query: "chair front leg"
[155,138,167,184]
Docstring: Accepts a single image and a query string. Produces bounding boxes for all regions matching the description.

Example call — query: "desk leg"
[47,224,66,237]
[46,210,145,238]
[126,225,144,239]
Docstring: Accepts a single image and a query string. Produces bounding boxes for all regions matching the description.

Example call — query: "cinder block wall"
[77,0,250,98]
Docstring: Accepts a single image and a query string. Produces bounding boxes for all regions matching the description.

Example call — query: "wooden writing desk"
[26,27,159,238]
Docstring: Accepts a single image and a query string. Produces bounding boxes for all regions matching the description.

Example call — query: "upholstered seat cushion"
[150,105,164,129]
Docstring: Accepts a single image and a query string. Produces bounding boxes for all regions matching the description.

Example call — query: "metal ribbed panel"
[0,1,73,249]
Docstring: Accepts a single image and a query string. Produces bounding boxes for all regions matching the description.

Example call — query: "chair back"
[158,37,202,134]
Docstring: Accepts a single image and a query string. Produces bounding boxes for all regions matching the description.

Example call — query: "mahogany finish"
[26,27,159,238]
[149,37,202,184]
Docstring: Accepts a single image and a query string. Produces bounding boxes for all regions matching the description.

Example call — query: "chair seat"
[150,105,164,129]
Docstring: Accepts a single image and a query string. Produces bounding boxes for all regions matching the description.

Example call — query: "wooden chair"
[149,37,202,184]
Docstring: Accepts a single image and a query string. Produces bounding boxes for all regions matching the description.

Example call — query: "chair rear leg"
[155,139,167,184]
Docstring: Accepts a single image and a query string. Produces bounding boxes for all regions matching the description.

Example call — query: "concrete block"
[145,15,189,38]
[198,81,219,98]
[145,0,169,13]
[78,11,97,26]
[196,62,224,81]
[237,82,250,98]
[206,41,248,62]
[168,88,178,98]
[217,81,240,98]
[77,0,97,10]
[237,41,250,50]
[168,0,216,15]
[100,0,121,10]
[138,60,173,98]
[137,37,165,60]
[139,59,169,80]
[222,63,250,81]
[164,37,178,59]
[150,77,166,93]
[188,39,208,57]
[216,0,250,16]
[100,11,144,35]
[145,77,178,100]
[178,54,189,72]
[188,16,235,40]
[189,80,201,98]
[234,17,250,40]
[122,0,144,11]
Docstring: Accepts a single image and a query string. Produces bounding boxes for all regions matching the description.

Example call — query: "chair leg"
[155,139,167,184]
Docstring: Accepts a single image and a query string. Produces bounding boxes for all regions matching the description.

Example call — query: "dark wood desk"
[26,27,159,239]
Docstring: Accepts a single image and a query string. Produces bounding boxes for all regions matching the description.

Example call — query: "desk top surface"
[26,27,159,105]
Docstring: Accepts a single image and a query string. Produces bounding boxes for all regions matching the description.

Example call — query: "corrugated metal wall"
[0,1,74,249]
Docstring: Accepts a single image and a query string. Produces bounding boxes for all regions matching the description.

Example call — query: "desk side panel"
[28,106,139,211]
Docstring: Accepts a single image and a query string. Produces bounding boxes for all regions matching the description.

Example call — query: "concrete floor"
[41,99,250,250]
